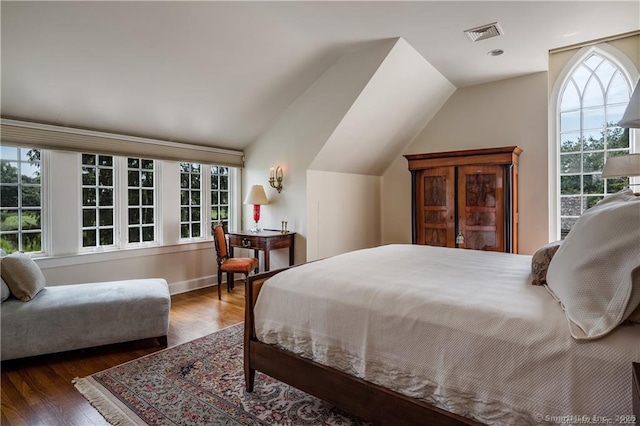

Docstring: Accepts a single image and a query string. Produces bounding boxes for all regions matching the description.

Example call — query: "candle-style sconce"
[269,166,283,193]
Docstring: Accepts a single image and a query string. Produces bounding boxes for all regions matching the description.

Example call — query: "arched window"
[557,48,636,238]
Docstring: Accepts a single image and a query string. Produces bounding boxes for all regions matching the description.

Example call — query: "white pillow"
[546,189,640,340]
[0,249,9,302]
[0,252,46,302]
[1,277,11,302]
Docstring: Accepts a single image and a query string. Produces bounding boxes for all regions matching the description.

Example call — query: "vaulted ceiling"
[2,1,638,151]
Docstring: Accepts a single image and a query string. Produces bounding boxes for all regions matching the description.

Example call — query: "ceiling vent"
[464,22,504,42]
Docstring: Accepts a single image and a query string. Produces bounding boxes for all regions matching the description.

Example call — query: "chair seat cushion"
[222,257,259,273]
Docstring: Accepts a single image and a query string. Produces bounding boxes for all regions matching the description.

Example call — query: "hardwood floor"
[1,284,246,426]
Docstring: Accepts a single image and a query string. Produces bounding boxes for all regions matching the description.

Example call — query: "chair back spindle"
[213,224,228,264]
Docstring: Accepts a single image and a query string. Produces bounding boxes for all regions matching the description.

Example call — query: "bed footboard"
[244,267,290,392]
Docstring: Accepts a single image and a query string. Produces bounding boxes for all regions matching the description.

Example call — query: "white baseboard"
[169,275,219,295]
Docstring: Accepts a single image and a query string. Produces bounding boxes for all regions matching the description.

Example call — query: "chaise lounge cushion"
[1,278,170,360]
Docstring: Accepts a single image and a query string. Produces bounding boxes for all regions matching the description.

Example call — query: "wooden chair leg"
[227,272,233,292]
[217,269,222,300]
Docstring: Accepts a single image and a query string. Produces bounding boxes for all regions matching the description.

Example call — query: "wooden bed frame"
[244,268,640,426]
[633,363,640,424]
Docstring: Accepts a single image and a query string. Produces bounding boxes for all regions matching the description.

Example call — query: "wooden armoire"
[404,146,522,253]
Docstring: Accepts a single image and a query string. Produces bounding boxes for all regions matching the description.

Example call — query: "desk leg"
[289,237,295,266]
[264,249,270,272]
[228,245,236,289]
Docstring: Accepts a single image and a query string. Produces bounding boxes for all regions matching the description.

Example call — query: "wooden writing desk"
[227,230,295,272]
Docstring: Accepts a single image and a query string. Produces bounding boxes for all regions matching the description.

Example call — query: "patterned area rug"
[74,323,368,425]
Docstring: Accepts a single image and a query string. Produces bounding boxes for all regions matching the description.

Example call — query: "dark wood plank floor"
[1,284,245,426]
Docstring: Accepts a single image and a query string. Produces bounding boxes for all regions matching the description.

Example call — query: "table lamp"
[613,78,640,193]
[602,154,640,191]
[244,185,269,233]
[618,78,640,128]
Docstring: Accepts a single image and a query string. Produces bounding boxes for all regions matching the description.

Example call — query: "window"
[0,146,43,254]
[180,163,202,239]
[82,154,115,248]
[557,50,634,238]
[1,120,241,261]
[82,154,158,249]
[211,166,230,232]
[180,163,234,239]
[127,158,156,244]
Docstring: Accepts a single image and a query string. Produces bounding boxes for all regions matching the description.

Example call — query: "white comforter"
[254,244,640,425]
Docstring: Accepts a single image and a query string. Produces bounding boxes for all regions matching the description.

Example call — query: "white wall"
[310,38,455,175]
[243,39,399,267]
[245,38,454,263]
[39,245,216,294]
[307,170,381,261]
[382,72,550,255]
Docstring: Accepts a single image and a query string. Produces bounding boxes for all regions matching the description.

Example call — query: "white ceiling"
[2,1,639,151]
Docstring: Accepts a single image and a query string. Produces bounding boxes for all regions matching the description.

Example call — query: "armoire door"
[415,166,455,247]
[457,165,505,251]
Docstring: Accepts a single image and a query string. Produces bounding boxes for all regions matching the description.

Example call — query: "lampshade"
[601,154,640,178]
[244,185,269,205]
[618,79,640,128]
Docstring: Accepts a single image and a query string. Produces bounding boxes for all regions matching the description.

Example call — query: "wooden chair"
[212,224,258,300]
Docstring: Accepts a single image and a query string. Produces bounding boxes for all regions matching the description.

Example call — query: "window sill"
[34,240,214,270]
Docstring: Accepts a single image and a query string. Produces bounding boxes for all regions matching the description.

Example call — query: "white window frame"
[179,162,205,241]
[80,153,117,251]
[179,163,240,242]
[81,154,161,253]
[549,43,639,241]
[0,144,240,265]
[1,118,244,264]
[210,165,232,233]
[0,145,45,254]
[121,157,160,248]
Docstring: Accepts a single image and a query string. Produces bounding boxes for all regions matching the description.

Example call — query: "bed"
[245,189,640,424]
[243,243,640,425]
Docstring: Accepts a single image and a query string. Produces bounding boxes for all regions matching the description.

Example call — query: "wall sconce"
[269,166,283,193]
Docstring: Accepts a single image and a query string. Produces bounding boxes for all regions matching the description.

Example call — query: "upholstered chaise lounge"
[1,252,172,361]
[1,278,171,361]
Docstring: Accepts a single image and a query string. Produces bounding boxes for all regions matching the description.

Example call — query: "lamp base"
[250,205,262,233]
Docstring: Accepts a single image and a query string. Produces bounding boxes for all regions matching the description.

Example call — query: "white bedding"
[254,244,640,425]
